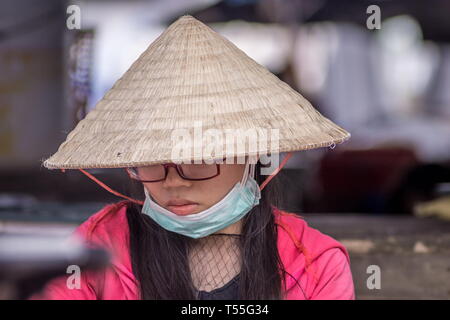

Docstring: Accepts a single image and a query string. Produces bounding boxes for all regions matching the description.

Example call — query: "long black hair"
[125,161,288,299]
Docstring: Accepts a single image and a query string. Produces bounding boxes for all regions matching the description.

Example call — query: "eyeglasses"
[125,162,221,182]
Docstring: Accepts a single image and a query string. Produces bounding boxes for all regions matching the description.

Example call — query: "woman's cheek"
[144,186,166,205]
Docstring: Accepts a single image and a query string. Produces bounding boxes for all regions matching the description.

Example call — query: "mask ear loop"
[62,152,292,205]
[238,157,251,190]
[250,160,256,179]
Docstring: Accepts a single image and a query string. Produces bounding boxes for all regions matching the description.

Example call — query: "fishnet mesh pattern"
[188,234,242,293]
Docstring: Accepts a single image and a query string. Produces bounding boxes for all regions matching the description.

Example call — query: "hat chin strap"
[65,152,293,206]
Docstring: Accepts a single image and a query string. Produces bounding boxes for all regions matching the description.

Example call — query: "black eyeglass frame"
[125,163,221,183]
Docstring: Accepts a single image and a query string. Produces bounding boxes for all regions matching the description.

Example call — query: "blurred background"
[0,0,449,299]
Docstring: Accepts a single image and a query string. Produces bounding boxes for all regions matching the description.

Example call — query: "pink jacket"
[29,201,355,300]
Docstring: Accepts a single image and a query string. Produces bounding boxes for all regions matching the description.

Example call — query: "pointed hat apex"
[43,15,350,169]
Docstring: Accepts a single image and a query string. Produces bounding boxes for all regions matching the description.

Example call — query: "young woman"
[30,157,354,300]
[33,15,354,300]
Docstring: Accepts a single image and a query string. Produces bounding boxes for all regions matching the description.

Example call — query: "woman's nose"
[162,167,191,188]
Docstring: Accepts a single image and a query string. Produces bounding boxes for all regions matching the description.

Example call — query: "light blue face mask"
[141,168,261,239]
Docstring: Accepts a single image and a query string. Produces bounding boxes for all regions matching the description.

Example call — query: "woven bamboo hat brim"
[43,15,350,170]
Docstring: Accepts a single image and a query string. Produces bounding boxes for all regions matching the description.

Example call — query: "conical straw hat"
[43,15,350,170]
